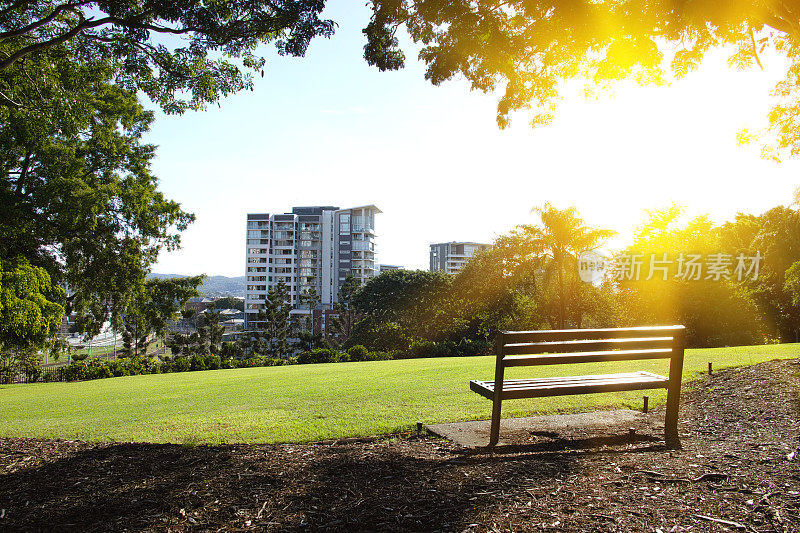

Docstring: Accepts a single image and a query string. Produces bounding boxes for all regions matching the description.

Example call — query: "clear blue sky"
[147,0,800,277]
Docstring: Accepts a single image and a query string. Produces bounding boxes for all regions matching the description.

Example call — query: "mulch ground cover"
[1,358,799,532]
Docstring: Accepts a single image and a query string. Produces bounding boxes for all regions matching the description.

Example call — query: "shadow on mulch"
[0,432,647,531]
[0,430,675,531]
[464,431,666,456]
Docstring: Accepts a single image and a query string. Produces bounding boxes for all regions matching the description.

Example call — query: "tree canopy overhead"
[1,0,335,114]
[364,0,800,155]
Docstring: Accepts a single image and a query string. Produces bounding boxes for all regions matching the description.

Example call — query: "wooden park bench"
[470,325,685,447]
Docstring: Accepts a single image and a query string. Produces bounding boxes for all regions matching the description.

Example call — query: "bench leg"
[489,395,502,447]
[489,334,505,448]
[665,336,684,448]
[664,385,680,447]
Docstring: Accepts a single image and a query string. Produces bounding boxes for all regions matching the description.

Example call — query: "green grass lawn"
[1,344,797,444]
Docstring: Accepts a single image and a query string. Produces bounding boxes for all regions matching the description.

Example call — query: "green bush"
[57,352,297,383]
[458,338,491,357]
[190,354,208,371]
[296,349,343,364]
[236,357,263,368]
[347,320,412,352]
[264,357,291,366]
[364,350,393,361]
[172,357,191,372]
[346,345,370,361]
[408,340,437,358]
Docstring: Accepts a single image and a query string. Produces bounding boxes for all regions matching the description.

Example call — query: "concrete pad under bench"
[425,409,654,448]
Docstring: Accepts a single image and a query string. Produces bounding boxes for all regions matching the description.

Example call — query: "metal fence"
[1,367,65,384]
[1,345,168,385]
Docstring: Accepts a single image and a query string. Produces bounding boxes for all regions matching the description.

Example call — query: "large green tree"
[2,54,194,339]
[722,205,800,341]
[1,1,335,351]
[519,202,615,329]
[243,281,291,357]
[212,296,245,312]
[197,310,225,354]
[447,232,543,338]
[118,276,201,357]
[364,1,800,156]
[352,269,453,340]
[0,257,66,378]
[0,258,65,367]
[618,206,766,347]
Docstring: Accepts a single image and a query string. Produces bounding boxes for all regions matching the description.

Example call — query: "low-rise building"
[429,241,491,275]
[379,264,403,273]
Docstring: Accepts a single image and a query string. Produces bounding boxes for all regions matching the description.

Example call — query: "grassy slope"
[1,344,797,444]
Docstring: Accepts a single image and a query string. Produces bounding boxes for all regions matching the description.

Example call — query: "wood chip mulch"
[1,358,799,532]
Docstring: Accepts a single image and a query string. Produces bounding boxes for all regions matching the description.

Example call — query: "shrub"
[364,350,392,361]
[347,320,412,352]
[263,357,290,366]
[188,354,223,371]
[296,349,342,364]
[432,340,458,357]
[408,340,437,359]
[62,362,84,381]
[106,360,126,377]
[172,357,191,372]
[92,361,114,379]
[236,357,263,368]
[458,338,491,357]
[346,345,370,361]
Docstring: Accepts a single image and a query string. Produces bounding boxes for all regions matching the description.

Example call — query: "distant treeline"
[345,203,800,351]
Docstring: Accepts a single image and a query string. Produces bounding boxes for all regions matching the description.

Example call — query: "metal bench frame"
[470,325,685,446]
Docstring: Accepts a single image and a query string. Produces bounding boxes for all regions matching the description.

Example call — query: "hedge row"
[53,340,492,383]
[61,355,291,382]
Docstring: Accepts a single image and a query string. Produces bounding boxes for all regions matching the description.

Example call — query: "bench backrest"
[495,325,685,374]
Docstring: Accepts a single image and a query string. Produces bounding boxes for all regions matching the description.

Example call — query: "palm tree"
[520,203,615,329]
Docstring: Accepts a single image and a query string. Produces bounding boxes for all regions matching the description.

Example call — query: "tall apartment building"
[429,241,491,275]
[245,205,380,327]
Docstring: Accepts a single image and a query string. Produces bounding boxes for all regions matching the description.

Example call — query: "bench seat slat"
[502,348,673,366]
[470,371,668,400]
[501,325,684,343]
[503,337,674,355]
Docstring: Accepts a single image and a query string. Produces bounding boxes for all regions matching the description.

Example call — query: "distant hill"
[147,273,245,297]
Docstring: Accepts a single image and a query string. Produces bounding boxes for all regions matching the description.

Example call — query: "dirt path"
[1,359,799,532]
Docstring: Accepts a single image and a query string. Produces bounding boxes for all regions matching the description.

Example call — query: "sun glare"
[509,49,798,251]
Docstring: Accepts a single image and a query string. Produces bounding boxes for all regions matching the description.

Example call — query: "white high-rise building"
[429,241,491,275]
[245,205,380,327]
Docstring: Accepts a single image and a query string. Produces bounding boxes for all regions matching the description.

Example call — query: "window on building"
[339,213,350,234]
